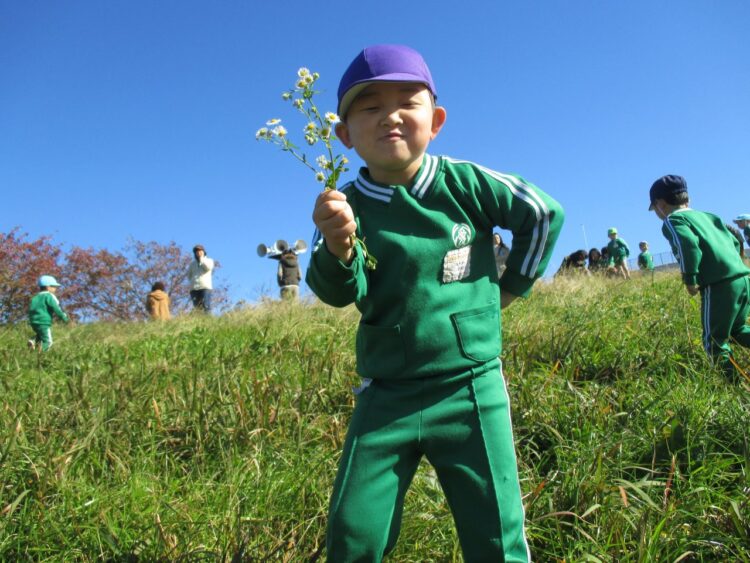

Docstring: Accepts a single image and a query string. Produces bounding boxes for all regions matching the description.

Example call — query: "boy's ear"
[335,123,353,149]
[430,106,447,139]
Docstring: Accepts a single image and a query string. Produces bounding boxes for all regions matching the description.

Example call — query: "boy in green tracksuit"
[649,175,750,377]
[307,44,564,562]
[28,275,69,351]
[606,227,631,279]
[638,241,655,272]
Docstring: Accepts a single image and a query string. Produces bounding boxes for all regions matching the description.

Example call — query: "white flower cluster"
[255,120,287,140]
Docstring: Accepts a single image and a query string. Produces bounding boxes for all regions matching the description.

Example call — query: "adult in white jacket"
[187,244,214,312]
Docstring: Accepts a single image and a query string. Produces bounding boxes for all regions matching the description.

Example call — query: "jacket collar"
[353,154,440,203]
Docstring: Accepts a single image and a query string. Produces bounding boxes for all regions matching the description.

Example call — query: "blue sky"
[2,1,749,303]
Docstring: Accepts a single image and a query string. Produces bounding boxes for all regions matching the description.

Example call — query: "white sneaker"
[27,339,36,350]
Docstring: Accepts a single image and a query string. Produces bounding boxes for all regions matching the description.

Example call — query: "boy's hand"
[500,290,518,309]
[685,284,700,296]
[312,190,356,264]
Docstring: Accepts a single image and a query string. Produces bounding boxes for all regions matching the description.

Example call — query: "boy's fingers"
[314,200,351,223]
[314,189,347,208]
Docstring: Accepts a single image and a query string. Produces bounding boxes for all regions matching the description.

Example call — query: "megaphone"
[257,238,308,258]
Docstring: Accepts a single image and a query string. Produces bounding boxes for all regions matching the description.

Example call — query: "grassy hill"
[1,273,748,561]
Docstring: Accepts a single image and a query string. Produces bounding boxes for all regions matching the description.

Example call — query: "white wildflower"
[266,118,281,126]
[281,92,292,100]
[296,79,307,89]
[255,127,269,140]
[297,67,310,78]
[305,122,317,132]
[319,127,331,139]
[316,155,329,168]
[304,74,314,85]
[305,134,316,145]
[293,99,304,109]
[272,125,287,137]
[324,112,340,124]
[315,172,326,183]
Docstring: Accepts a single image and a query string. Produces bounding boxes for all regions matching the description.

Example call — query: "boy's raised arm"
[475,172,564,297]
[305,189,368,307]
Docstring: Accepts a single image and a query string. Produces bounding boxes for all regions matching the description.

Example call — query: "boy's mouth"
[381,131,405,142]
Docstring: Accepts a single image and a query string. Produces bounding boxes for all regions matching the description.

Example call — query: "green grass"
[1,273,748,561]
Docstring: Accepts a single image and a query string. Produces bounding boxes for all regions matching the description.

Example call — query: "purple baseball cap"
[337,44,437,118]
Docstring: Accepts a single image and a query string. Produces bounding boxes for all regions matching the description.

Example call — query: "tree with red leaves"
[0,228,63,324]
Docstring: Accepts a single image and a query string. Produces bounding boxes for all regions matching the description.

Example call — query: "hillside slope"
[1,273,748,561]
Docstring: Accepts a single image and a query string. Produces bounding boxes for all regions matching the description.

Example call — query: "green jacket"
[638,251,654,270]
[28,291,69,327]
[607,237,630,265]
[662,208,750,287]
[306,155,564,380]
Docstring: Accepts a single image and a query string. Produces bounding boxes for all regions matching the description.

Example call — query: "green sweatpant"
[30,324,53,352]
[326,360,530,562]
[700,275,750,373]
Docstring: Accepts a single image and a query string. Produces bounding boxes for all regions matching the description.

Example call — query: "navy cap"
[649,175,688,210]
[337,44,437,118]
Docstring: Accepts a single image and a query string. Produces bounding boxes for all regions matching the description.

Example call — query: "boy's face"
[335,82,446,185]
[47,286,58,294]
[651,200,668,220]
[639,243,647,251]
[736,219,748,229]
[608,233,616,240]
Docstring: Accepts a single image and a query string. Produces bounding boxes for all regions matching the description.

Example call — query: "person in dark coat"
[278,249,302,300]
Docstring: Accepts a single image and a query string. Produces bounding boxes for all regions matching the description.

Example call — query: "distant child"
[600,246,610,274]
[606,227,631,279]
[637,241,655,272]
[28,275,69,351]
[588,247,605,273]
[556,249,589,277]
[146,281,171,320]
[649,175,750,377]
[733,213,750,247]
[307,44,564,561]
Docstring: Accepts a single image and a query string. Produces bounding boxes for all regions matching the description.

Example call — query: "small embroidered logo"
[452,223,472,248]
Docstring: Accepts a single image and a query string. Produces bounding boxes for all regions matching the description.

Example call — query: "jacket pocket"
[356,323,405,378]
[451,303,501,362]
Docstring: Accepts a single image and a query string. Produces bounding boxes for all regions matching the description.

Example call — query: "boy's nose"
[380,109,403,127]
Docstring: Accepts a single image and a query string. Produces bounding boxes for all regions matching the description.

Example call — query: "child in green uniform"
[28,275,69,351]
[307,44,564,562]
[606,227,631,279]
[637,241,655,272]
[649,175,750,377]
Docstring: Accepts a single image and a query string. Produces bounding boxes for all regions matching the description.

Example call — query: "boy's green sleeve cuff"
[682,273,698,286]
[306,241,366,307]
[314,241,360,277]
[500,270,535,298]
